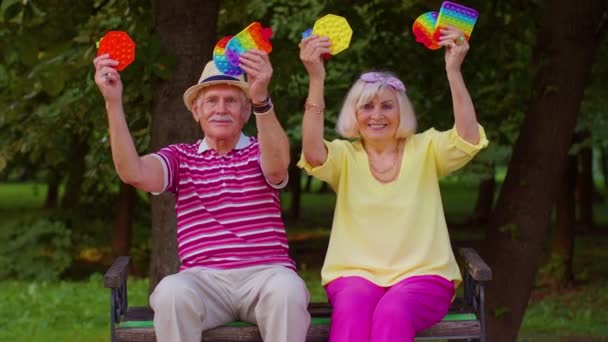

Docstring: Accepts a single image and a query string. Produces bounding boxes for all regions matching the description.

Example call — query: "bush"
[0,218,72,281]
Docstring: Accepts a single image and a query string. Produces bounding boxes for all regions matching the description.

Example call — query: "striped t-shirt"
[152,133,295,271]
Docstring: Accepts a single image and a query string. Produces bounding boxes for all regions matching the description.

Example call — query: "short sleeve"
[151,145,181,194]
[432,124,489,177]
[297,139,349,190]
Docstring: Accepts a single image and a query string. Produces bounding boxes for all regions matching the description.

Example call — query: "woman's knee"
[326,277,384,309]
[373,299,412,320]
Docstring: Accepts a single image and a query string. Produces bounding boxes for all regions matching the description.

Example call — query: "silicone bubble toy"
[412,11,440,50]
[213,35,243,76]
[301,28,313,39]
[312,14,352,55]
[97,31,136,71]
[224,22,273,69]
[433,1,479,43]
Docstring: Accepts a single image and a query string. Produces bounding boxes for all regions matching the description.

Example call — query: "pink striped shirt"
[152,133,295,271]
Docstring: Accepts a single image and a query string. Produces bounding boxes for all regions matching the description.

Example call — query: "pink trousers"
[325,275,455,342]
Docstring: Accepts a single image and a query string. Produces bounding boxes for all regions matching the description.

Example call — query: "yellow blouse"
[298,125,489,286]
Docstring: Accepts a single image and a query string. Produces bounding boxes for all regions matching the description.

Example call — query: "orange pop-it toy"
[97,31,136,71]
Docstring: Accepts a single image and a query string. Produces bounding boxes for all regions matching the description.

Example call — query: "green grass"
[0,182,46,209]
[0,182,48,227]
[521,280,608,337]
[0,274,148,342]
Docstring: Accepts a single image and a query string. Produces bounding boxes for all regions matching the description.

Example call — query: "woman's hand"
[437,26,469,74]
[299,35,331,81]
[93,54,123,103]
[239,49,273,104]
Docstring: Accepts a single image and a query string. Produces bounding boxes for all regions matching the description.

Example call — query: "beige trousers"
[149,265,310,342]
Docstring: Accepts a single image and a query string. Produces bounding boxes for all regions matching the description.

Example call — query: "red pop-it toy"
[97,31,136,71]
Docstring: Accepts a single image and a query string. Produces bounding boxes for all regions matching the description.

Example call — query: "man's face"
[192,84,250,141]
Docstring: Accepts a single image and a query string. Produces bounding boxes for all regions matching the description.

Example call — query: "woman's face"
[356,88,400,142]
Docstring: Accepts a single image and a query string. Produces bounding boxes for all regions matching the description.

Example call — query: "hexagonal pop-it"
[412,11,440,50]
[432,1,478,44]
[96,31,135,71]
[224,22,273,68]
[213,35,244,76]
[312,14,352,55]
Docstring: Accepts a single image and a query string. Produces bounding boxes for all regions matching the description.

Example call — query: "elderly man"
[93,49,310,342]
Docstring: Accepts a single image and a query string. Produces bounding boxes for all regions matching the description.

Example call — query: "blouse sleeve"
[297,139,348,191]
[431,124,490,177]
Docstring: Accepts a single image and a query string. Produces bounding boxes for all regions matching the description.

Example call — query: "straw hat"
[183,61,249,111]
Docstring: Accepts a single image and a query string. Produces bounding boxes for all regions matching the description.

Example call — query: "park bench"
[104,247,491,342]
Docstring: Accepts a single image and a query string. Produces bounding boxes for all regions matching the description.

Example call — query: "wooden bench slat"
[104,256,131,288]
[117,303,480,342]
[116,320,480,342]
[458,248,492,282]
[122,300,476,323]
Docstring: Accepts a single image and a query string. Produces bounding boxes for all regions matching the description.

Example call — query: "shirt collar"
[197,132,251,154]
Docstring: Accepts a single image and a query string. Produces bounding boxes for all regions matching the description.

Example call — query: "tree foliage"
[2,0,592,206]
[0,0,173,213]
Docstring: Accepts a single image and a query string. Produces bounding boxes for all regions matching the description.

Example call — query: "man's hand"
[93,54,123,103]
[239,50,272,104]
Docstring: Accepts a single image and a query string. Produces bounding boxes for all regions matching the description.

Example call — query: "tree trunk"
[44,170,61,209]
[601,147,608,188]
[482,2,607,341]
[289,162,302,219]
[577,132,594,229]
[60,134,90,210]
[550,154,577,288]
[111,181,136,258]
[472,169,496,225]
[305,173,313,192]
[149,0,220,294]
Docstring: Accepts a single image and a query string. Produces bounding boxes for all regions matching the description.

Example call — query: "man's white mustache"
[209,114,234,122]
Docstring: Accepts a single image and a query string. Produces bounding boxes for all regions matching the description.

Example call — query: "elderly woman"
[297,27,489,342]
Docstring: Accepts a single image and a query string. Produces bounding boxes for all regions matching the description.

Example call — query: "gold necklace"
[369,146,400,174]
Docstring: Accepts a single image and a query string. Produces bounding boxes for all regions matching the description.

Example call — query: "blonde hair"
[336,72,417,139]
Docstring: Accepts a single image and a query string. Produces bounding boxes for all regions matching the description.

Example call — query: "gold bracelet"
[253,103,274,116]
[305,99,324,115]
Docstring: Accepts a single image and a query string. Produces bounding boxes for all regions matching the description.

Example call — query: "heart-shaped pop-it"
[97,31,136,71]
[224,22,273,69]
[213,35,243,76]
[412,11,440,50]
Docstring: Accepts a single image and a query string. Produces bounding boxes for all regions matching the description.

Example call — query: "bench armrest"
[104,256,132,288]
[458,247,492,282]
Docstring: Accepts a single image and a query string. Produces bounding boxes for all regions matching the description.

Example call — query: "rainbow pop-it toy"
[224,22,273,69]
[96,31,136,71]
[213,35,243,76]
[312,14,352,55]
[432,1,478,44]
[412,11,440,50]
